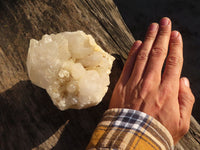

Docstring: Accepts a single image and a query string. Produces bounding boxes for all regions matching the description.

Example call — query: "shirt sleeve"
[87,108,174,150]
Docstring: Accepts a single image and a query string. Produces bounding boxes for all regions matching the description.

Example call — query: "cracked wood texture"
[0,0,199,149]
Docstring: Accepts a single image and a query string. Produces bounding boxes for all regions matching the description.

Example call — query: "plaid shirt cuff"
[87,108,174,150]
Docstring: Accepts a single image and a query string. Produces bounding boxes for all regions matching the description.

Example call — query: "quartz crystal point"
[26,31,115,110]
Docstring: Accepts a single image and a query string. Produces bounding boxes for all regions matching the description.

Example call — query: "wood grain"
[0,0,199,149]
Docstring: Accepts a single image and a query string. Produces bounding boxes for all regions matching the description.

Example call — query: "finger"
[178,77,195,135]
[119,40,142,85]
[162,31,183,85]
[128,23,159,85]
[144,17,171,82]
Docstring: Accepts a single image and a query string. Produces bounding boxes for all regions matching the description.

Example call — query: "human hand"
[109,17,195,143]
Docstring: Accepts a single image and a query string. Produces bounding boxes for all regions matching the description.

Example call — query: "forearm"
[87,108,174,150]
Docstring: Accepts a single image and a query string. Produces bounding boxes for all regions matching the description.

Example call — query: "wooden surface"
[0,0,199,149]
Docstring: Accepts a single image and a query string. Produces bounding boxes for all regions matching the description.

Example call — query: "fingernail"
[171,31,179,38]
[160,17,170,26]
[183,78,190,87]
[132,40,142,49]
[149,23,158,31]
[130,40,142,55]
[135,40,142,46]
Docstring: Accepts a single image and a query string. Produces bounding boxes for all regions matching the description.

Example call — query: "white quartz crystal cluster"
[26,31,115,110]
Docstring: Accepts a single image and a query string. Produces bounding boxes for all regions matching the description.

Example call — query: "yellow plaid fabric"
[87,108,174,150]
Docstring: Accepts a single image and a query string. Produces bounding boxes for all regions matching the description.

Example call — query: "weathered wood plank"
[175,116,200,150]
[0,0,199,149]
[0,0,132,149]
[0,0,134,93]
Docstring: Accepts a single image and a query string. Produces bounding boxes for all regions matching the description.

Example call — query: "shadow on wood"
[0,55,123,150]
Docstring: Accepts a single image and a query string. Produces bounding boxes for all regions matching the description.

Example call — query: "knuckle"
[186,93,195,106]
[151,47,167,57]
[145,33,156,41]
[189,93,195,104]
[115,83,124,94]
[167,55,183,67]
[160,84,175,100]
[170,40,182,47]
[161,84,172,94]
[139,79,153,98]
[137,50,148,61]
[159,28,170,36]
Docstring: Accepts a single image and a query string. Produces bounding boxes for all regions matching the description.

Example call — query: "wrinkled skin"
[109,17,195,144]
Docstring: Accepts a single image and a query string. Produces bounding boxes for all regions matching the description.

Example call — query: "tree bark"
[0,0,199,149]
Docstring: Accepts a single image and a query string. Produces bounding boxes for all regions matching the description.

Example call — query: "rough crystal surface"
[26,31,115,110]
